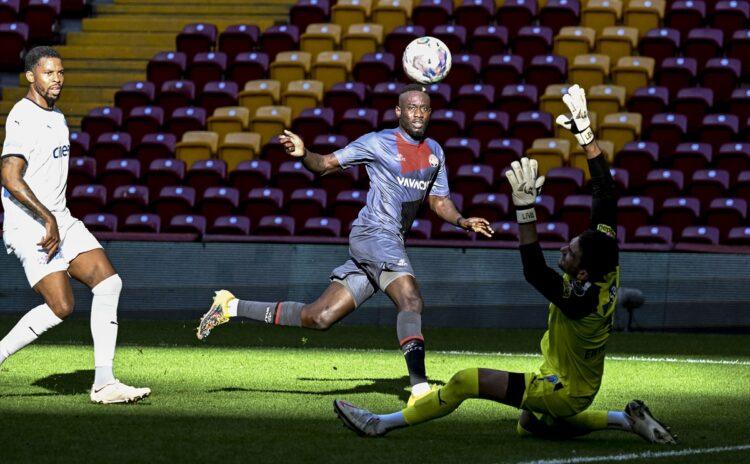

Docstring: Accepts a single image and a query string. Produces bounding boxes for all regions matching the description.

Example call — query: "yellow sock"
[563,410,609,431]
[402,368,479,425]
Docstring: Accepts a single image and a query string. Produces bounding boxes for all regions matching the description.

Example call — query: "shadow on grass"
[0,369,93,398]
[206,376,446,402]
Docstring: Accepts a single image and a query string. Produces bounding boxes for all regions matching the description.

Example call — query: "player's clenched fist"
[279,129,305,157]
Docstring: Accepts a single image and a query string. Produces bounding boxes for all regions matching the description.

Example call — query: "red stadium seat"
[455,0,495,32]
[100,158,141,197]
[199,186,240,225]
[24,0,60,43]
[536,222,569,243]
[167,106,205,140]
[648,113,688,158]
[426,109,465,145]
[467,111,509,149]
[353,52,395,88]
[287,188,328,225]
[684,28,723,71]
[159,81,197,122]
[292,107,335,144]
[84,213,117,233]
[176,23,217,63]
[218,24,260,62]
[122,213,161,234]
[323,82,367,121]
[497,84,538,120]
[198,81,238,115]
[632,225,673,245]
[617,196,655,240]
[559,194,592,237]
[0,22,27,71]
[260,24,300,60]
[81,107,123,146]
[384,25,426,56]
[679,225,719,245]
[69,131,90,157]
[299,217,341,237]
[544,167,584,200]
[674,88,713,133]
[209,215,251,235]
[186,159,227,198]
[69,184,107,219]
[124,106,164,145]
[706,197,747,239]
[642,169,685,208]
[716,143,750,177]
[135,133,176,166]
[451,164,493,202]
[669,142,712,180]
[255,215,295,236]
[702,58,741,105]
[227,52,269,88]
[526,55,567,94]
[466,193,508,223]
[540,0,580,35]
[146,159,185,199]
[431,24,466,56]
[276,160,315,195]
[241,187,283,223]
[657,197,700,235]
[657,57,697,98]
[699,114,739,151]
[454,84,495,120]
[290,0,330,33]
[615,141,659,189]
[441,53,480,93]
[514,26,553,66]
[468,25,509,66]
[108,185,149,224]
[332,190,366,226]
[511,111,553,150]
[483,54,524,91]
[115,81,156,117]
[188,52,228,93]
[153,186,196,224]
[665,1,706,40]
[90,132,131,172]
[444,137,481,174]
[229,159,271,198]
[689,169,731,208]
[496,0,537,38]
[68,156,96,192]
[639,28,681,65]
[337,108,378,141]
[147,51,187,89]
[409,218,432,239]
[167,214,207,236]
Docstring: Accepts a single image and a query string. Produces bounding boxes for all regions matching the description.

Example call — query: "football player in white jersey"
[0,46,150,403]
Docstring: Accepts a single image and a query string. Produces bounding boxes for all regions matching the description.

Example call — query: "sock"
[607,411,633,431]
[91,274,121,387]
[411,382,430,397]
[562,410,610,432]
[228,299,238,317]
[237,300,305,326]
[0,304,63,361]
[376,411,408,434]
[401,368,479,426]
[397,312,426,385]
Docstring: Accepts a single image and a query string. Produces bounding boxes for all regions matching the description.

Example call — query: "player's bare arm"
[427,195,494,237]
[279,129,341,176]
[1,155,60,260]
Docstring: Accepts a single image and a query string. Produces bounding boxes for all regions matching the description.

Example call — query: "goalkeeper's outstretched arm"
[585,141,618,234]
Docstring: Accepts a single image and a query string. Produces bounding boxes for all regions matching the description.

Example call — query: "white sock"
[91,274,122,387]
[608,411,633,431]
[228,298,238,317]
[411,382,430,396]
[376,411,407,433]
[0,304,63,362]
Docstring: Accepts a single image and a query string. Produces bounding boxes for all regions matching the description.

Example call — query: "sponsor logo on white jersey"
[397,176,430,190]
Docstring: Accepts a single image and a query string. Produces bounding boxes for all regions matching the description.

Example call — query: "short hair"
[399,83,428,95]
[25,46,61,72]
[577,230,618,282]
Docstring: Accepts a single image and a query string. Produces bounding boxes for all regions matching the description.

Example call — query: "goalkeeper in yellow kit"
[333,85,677,444]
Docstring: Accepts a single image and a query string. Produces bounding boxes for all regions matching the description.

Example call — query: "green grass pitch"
[0,316,748,464]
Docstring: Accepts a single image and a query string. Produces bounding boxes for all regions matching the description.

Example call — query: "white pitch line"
[517,444,750,464]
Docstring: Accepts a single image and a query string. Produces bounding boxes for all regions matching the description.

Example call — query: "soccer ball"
[402,36,452,84]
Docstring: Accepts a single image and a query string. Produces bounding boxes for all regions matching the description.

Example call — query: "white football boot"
[91,380,151,404]
[625,399,677,444]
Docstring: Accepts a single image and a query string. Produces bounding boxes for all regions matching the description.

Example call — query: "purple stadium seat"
[276,160,315,195]
[689,169,731,208]
[218,24,260,62]
[299,217,340,237]
[454,84,495,120]
[455,0,495,31]
[153,185,196,223]
[648,113,688,158]
[121,213,160,234]
[384,25,426,57]
[68,156,96,192]
[337,108,378,141]
[514,26,553,66]
[640,28,681,64]
[467,111,509,149]
[108,185,148,224]
[186,159,227,198]
[100,158,140,197]
[199,186,240,225]
[260,24,300,60]
[729,29,750,77]
[615,141,659,189]
[426,109,465,145]
[255,215,295,236]
[147,51,187,89]
[412,0,451,35]
[353,52,395,89]
[468,25,509,66]
[734,170,750,204]
[432,24,467,56]
[451,164,493,201]
[370,82,404,115]
[642,169,685,207]
[684,28,723,71]
[69,131,90,157]
[290,0,330,33]
[712,1,749,40]
[482,138,523,176]
[124,106,164,145]
[536,222,569,243]
[607,167,631,196]
[526,55,567,93]
[632,225,673,245]
[617,196,655,239]
[540,0,580,35]
[483,54,524,91]
[188,52,228,93]
[319,166,360,201]
[441,53,480,93]
[198,81,238,115]
[0,22,27,71]
[167,106,205,140]
[511,111,553,150]
[496,0,537,37]
[167,214,207,236]
[665,1,706,39]
[497,84,538,120]
[146,158,185,199]
[229,159,271,198]
[227,52,269,88]
[84,213,118,233]
[159,80,196,119]
[533,195,556,222]
[409,218,432,239]
[670,142,712,180]
[323,82,367,121]
[69,184,106,219]
[702,58,741,105]
[115,81,156,117]
[241,187,284,223]
[679,225,719,245]
[309,134,348,155]
[262,135,293,167]
[730,88,750,123]
[24,0,60,43]
[706,197,747,238]
[627,86,669,133]
[657,197,700,235]
[657,57,697,98]
[432,223,474,241]
[444,137,481,174]
[559,194,592,237]
[674,88,713,133]
[717,142,750,176]
[209,215,251,235]
[0,0,20,22]
[425,82,451,111]
[332,190,366,226]
[466,192,508,222]
[699,114,739,151]
[90,132,131,172]
[725,226,750,245]
[81,107,122,146]
[287,188,327,225]
[176,23,217,63]
[544,167,584,200]
[292,107,335,144]
[490,221,519,241]
[135,133,176,166]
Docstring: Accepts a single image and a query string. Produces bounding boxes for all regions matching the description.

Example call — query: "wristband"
[575,127,595,147]
[516,207,537,224]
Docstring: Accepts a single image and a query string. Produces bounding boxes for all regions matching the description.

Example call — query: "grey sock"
[237,300,305,327]
[397,312,427,385]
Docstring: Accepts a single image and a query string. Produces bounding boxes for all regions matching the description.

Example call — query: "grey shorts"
[329,228,415,307]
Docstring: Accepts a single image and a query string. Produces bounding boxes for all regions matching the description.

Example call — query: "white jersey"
[1,98,71,231]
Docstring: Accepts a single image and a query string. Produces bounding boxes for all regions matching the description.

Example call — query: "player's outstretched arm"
[279,129,341,176]
[428,195,494,238]
[1,156,60,260]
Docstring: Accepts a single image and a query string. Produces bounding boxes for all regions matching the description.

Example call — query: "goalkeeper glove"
[555,84,595,147]
[505,157,545,223]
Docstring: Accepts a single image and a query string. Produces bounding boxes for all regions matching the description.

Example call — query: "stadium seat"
[482,138,523,176]
[115,81,156,117]
[537,222,569,243]
[312,51,353,90]
[90,132,131,172]
[241,187,284,223]
[539,0,580,35]
[444,138,481,175]
[587,85,626,128]
[684,28,724,71]
[514,26,553,66]
[24,0,60,43]
[292,107,336,144]
[513,111,553,152]
[81,107,123,146]
[337,108,378,141]
[469,26,509,66]
[539,84,570,117]
[176,23,217,63]
[657,197,700,236]
[674,88,713,133]
[276,160,315,195]
[432,24,467,56]
[600,113,641,153]
[543,166,584,200]
[260,24,300,60]
[581,0,621,35]
[69,156,96,192]
[553,26,595,64]
[411,0,450,35]
[451,164,493,201]
[426,109,465,145]
[730,89,750,123]
[199,186,240,226]
[526,138,570,176]
[108,185,148,224]
[432,223,474,241]
[332,190,367,226]
[238,80,282,119]
[146,159,185,199]
[569,54,610,91]
[270,51,312,90]
[167,214,207,236]
[282,80,324,119]
[176,131,218,166]
[702,58,741,105]
[466,193,508,223]
[642,169,685,212]
[624,0,665,37]
[665,0,706,39]
[324,82,367,119]
[467,111,509,149]
[218,24,260,62]
[699,114,739,151]
[331,0,372,31]
[217,132,261,172]
[209,215,251,235]
[482,54,524,92]
[343,23,384,63]
[167,107,205,140]
[531,196,555,222]
[424,82,451,111]
[657,57,697,98]
[639,28,681,64]
[290,0,331,34]
[229,159,271,198]
[454,84,494,120]
[716,143,750,177]
[442,53,480,93]
[69,131,90,158]
[135,133,176,167]
[187,52,228,94]
[319,165,361,200]
[706,197,747,239]
[617,196,655,239]
[409,218,432,239]
[100,158,141,197]
[185,159,227,199]
[679,225,719,245]
[207,107,251,144]
[496,0,537,38]
[251,106,292,144]
[147,52,187,89]
[121,214,160,234]
[199,81,239,116]
[255,215,295,236]
[627,86,669,133]
[526,55,567,94]
[287,188,328,225]
[632,225,673,245]
[570,140,614,176]
[648,113,688,158]
[84,213,118,233]
[455,0,494,31]
[0,0,20,23]
[497,84,538,120]
[490,221,519,241]
[69,184,107,219]
[124,106,164,145]
[559,194,592,237]
[729,29,750,77]
[611,56,654,97]
[711,1,749,41]
[309,134,348,155]
[371,0,411,35]
[158,81,196,119]
[353,52,395,88]
[670,142,712,180]
[597,27,639,65]
[299,216,342,237]
[301,23,341,58]
[689,169,731,208]
[725,226,750,245]
[228,52,270,88]
[384,24,425,56]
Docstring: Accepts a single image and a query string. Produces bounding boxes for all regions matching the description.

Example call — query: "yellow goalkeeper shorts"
[520,372,594,420]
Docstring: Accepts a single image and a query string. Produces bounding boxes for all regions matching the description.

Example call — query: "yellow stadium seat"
[312,51,353,90]
[624,0,665,37]
[582,0,622,35]
[540,84,571,117]
[553,27,596,65]
[342,24,384,62]
[332,0,373,31]
[207,107,251,143]
[270,51,312,90]
[176,131,218,166]
[282,80,325,118]
[611,56,654,97]
[219,132,262,171]
[569,54,610,90]
[556,111,598,147]
[372,0,412,35]
[238,79,281,118]
[300,24,342,58]
[525,138,571,176]
[599,112,642,153]
[587,85,626,127]
[251,106,293,144]
[597,26,638,65]
[570,140,615,178]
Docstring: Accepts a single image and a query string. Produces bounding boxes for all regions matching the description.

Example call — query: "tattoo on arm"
[1,156,54,222]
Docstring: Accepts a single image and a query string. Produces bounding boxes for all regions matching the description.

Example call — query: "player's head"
[24,46,64,104]
[558,230,618,282]
[396,84,431,140]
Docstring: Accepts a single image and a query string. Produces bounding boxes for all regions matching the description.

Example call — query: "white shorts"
[3,213,102,287]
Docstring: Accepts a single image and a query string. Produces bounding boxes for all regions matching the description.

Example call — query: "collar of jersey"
[24,97,55,112]
[396,126,423,145]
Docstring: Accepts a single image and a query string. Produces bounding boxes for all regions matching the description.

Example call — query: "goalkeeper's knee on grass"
[403,368,479,424]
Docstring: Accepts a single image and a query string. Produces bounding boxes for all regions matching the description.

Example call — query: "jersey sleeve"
[429,144,450,197]
[1,107,34,162]
[333,133,376,169]
[587,155,617,238]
